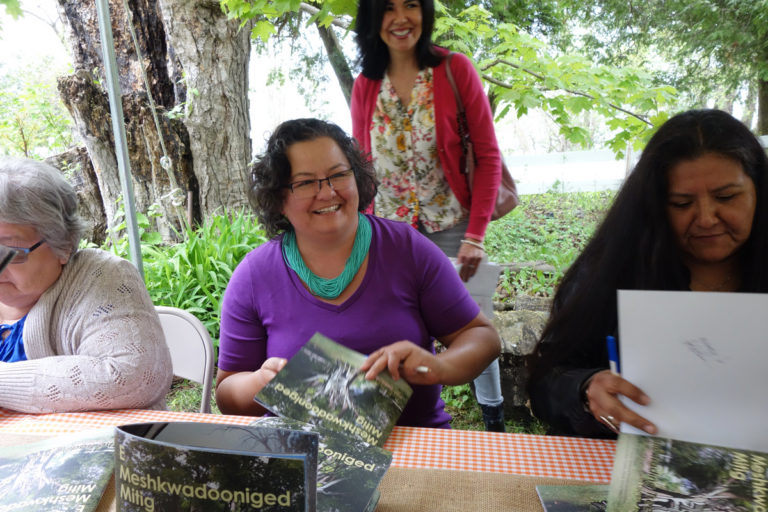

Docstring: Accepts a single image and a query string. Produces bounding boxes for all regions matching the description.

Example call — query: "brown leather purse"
[445,53,519,221]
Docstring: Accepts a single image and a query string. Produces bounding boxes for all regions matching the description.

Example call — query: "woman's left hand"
[457,239,484,282]
[360,341,441,385]
[585,370,657,435]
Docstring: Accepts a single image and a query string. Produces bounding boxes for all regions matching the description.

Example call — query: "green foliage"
[442,384,484,431]
[442,383,474,410]
[0,58,76,158]
[220,0,678,157]
[485,189,615,298]
[167,380,220,414]
[441,383,548,433]
[562,0,768,129]
[434,6,677,156]
[100,209,268,345]
[221,0,355,31]
[0,0,21,19]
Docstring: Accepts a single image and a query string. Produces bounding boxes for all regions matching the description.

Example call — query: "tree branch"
[299,2,350,30]
[481,58,652,126]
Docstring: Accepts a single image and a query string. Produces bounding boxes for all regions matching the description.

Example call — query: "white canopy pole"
[94,0,144,278]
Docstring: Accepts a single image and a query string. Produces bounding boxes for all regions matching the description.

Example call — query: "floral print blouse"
[370,68,466,233]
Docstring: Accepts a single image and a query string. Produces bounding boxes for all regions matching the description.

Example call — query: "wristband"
[460,239,485,251]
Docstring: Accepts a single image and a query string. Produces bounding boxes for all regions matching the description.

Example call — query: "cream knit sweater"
[0,249,172,412]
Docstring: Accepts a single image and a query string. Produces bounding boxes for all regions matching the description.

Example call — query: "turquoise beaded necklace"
[281,213,372,299]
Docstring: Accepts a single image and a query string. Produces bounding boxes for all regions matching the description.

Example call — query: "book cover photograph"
[0,428,114,512]
[536,484,609,512]
[251,416,392,512]
[115,422,319,512]
[607,433,768,512]
[254,332,413,447]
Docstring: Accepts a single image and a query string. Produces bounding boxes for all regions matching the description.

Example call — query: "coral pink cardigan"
[351,48,502,240]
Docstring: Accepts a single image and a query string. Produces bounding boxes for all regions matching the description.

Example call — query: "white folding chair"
[155,306,215,414]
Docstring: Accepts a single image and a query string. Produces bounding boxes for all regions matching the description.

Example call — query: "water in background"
[511,137,768,195]
[507,149,633,195]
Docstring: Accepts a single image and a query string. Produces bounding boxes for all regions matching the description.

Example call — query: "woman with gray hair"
[0,156,172,412]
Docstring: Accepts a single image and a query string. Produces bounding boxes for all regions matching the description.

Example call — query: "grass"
[114,189,615,432]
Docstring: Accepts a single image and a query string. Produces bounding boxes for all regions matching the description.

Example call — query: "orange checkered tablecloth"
[0,407,615,482]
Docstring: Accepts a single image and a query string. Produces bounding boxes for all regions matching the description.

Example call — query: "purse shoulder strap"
[445,52,473,178]
[444,53,465,115]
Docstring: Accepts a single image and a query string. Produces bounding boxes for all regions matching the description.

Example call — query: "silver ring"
[599,414,619,432]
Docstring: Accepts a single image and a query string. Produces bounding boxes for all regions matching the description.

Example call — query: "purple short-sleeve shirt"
[218,215,479,428]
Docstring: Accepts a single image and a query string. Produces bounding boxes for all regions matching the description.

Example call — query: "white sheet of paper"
[617,289,768,452]
[451,259,501,318]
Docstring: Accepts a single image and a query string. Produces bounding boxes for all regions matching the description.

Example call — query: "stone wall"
[491,295,552,423]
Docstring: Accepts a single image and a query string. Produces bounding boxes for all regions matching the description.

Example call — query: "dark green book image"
[363,488,381,512]
[116,422,319,512]
[536,484,609,512]
[254,332,413,447]
[607,433,768,512]
[0,428,114,512]
[251,416,392,512]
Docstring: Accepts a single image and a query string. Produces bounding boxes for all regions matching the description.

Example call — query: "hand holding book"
[216,356,288,416]
[360,340,439,384]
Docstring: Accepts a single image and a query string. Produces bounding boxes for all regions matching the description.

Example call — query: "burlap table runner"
[2,433,595,512]
[376,467,592,512]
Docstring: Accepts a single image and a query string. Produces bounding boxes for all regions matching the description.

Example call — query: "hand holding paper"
[617,290,768,452]
[583,369,655,434]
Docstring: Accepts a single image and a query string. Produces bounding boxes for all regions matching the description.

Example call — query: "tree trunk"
[55,0,193,241]
[57,70,193,242]
[57,0,176,106]
[46,147,107,245]
[758,78,768,136]
[157,0,253,216]
[55,0,253,242]
[316,23,354,106]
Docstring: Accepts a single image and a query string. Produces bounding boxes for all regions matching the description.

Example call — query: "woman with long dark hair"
[351,0,506,431]
[528,109,768,437]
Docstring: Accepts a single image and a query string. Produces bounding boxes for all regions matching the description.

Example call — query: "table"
[0,407,616,511]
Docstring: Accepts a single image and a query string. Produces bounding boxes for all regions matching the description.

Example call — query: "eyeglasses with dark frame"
[1,240,45,264]
[284,169,355,199]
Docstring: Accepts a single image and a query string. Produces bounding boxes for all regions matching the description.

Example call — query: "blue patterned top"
[0,315,27,362]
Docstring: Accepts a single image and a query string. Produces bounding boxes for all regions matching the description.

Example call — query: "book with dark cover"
[536,484,609,512]
[115,422,319,512]
[0,428,114,512]
[607,433,768,512]
[363,488,381,512]
[251,416,392,512]
[254,332,413,448]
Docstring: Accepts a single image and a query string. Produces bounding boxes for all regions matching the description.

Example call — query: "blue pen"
[606,335,620,375]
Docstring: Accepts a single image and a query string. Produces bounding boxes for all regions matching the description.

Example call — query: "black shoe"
[480,404,506,432]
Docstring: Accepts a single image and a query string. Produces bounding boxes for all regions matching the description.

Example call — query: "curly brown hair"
[249,118,378,239]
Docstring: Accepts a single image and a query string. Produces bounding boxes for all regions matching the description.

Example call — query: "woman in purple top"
[215,118,501,428]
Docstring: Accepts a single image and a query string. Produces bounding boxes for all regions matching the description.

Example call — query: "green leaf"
[251,20,277,42]
[1,0,22,18]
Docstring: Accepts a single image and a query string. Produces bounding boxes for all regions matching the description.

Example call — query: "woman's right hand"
[215,357,287,416]
[251,357,288,390]
[584,370,657,435]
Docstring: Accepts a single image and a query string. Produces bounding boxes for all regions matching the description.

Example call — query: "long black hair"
[355,0,443,79]
[528,109,768,382]
[249,118,379,238]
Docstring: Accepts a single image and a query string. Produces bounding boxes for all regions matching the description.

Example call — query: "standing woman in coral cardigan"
[350,0,505,430]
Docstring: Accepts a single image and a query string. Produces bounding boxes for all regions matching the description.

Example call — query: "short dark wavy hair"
[249,118,378,238]
[355,0,442,79]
